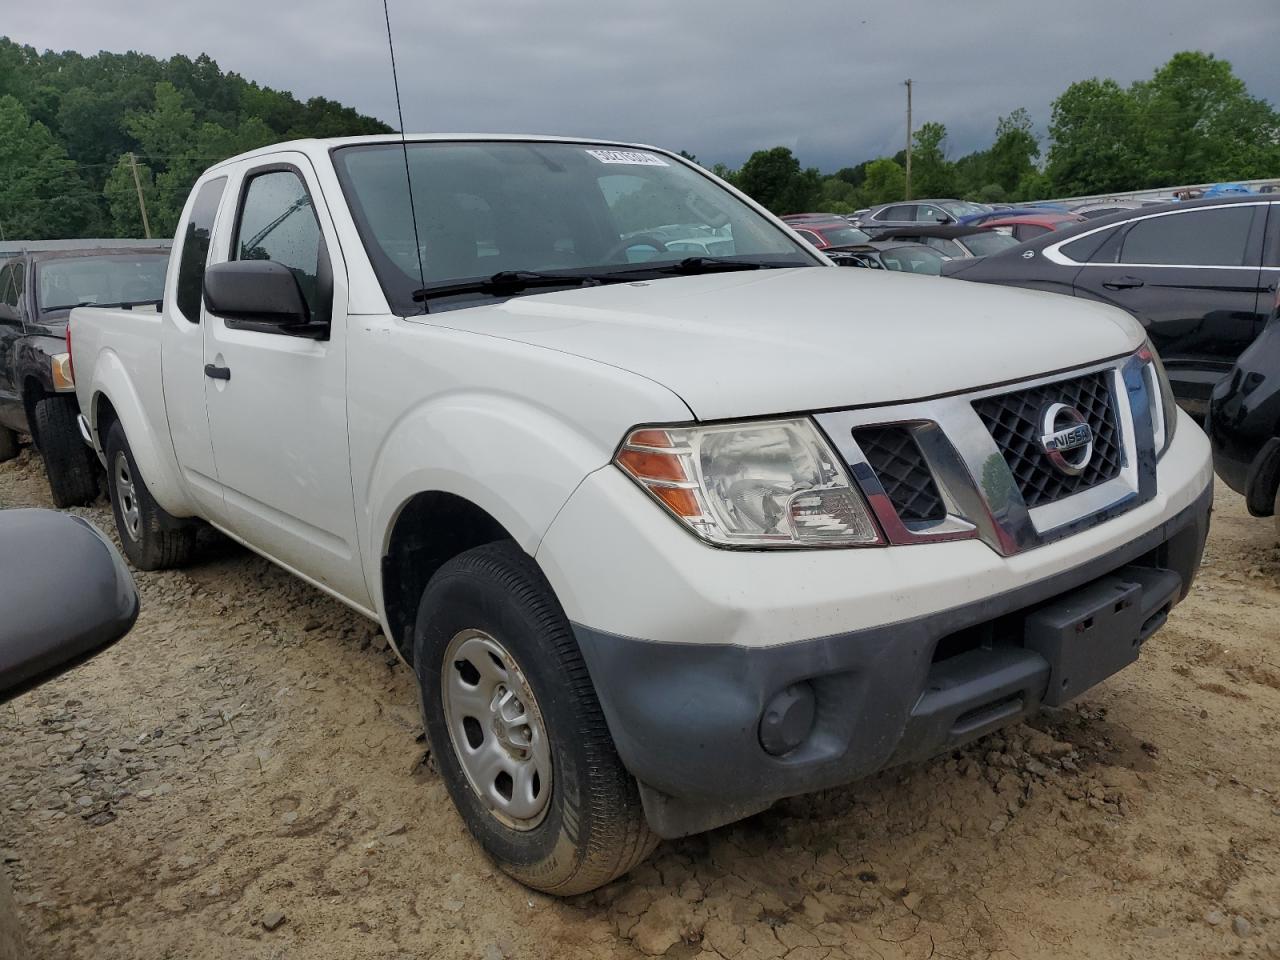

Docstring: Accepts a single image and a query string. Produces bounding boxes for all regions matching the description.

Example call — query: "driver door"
[201,154,369,608]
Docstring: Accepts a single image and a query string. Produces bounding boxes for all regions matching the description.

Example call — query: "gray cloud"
[8,0,1279,171]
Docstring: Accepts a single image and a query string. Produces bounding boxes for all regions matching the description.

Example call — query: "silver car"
[857,199,992,229]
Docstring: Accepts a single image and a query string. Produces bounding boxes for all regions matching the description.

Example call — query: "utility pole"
[128,153,152,239]
[904,78,913,200]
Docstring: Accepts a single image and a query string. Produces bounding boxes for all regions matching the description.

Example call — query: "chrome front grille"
[972,371,1123,508]
[814,354,1155,557]
[851,426,947,523]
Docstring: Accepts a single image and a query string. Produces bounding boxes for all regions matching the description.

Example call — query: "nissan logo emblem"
[1039,403,1094,476]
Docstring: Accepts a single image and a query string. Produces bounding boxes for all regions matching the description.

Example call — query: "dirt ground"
[1,445,1279,960]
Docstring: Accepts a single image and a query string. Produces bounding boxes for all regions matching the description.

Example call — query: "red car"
[979,212,1086,243]
[783,217,871,249]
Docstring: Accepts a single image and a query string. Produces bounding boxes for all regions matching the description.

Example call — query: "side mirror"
[203,260,309,327]
[935,214,952,224]
[0,510,139,704]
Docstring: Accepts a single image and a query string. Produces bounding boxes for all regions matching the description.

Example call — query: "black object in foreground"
[0,509,139,704]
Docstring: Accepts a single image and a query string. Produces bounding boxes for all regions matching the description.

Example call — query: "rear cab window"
[175,177,228,322]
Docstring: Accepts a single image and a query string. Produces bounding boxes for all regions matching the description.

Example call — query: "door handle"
[1102,276,1145,290]
[204,363,231,381]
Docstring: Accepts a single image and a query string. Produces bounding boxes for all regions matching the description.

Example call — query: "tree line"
[0,42,1277,239]
[696,52,1280,215]
[0,38,390,240]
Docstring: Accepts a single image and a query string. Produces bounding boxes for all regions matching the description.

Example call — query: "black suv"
[943,195,1280,419]
[0,243,170,505]
[1207,287,1280,525]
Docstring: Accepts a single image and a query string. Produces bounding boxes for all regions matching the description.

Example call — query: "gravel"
[2,448,1279,960]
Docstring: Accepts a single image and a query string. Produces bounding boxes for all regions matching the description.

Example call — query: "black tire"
[32,395,99,507]
[104,420,196,571]
[0,425,17,463]
[414,541,657,895]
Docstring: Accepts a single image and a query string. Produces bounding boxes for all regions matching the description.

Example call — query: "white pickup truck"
[71,135,1214,895]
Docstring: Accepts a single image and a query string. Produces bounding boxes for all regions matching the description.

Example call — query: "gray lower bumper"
[573,483,1212,839]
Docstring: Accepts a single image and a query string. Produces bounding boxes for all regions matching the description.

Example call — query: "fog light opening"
[758,682,817,757]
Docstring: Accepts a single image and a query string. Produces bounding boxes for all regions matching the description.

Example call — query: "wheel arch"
[380,490,517,662]
[86,350,195,518]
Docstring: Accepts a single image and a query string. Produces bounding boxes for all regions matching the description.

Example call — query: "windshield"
[37,255,168,313]
[941,201,992,218]
[817,226,871,246]
[962,231,1022,256]
[878,246,948,275]
[332,141,817,312]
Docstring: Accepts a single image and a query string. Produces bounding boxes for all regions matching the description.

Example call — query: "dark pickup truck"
[0,243,169,504]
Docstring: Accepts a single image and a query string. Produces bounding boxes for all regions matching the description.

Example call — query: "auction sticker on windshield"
[586,149,669,166]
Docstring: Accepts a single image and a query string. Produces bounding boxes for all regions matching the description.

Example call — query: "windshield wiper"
[658,256,780,275]
[412,270,615,302]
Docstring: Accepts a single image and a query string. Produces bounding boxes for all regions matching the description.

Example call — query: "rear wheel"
[104,421,196,570]
[32,395,99,507]
[0,426,17,463]
[414,541,657,895]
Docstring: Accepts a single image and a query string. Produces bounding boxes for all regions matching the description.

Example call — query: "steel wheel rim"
[440,629,552,830]
[113,451,142,543]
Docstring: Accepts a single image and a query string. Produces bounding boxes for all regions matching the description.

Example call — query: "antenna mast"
[383,0,427,310]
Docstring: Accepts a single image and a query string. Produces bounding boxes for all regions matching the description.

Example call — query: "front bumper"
[536,415,1214,838]
[572,485,1208,837]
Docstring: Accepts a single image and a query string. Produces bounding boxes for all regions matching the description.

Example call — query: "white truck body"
[70,135,1213,892]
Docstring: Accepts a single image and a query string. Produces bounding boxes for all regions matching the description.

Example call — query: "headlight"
[1139,341,1177,457]
[615,419,883,548]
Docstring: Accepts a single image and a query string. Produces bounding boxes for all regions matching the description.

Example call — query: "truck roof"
[204,134,664,172]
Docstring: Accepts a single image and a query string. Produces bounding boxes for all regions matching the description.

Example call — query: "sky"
[6,0,1280,173]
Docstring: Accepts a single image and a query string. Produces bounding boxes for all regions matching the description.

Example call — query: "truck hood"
[426,267,1144,420]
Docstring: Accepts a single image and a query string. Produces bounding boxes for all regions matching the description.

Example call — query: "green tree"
[1045,78,1139,196]
[861,157,906,204]
[816,176,859,214]
[988,108,1039,196]
[909,122,954,198]
[734,147,821,213]
[0,95,99,238]
[1133,51,1280,185]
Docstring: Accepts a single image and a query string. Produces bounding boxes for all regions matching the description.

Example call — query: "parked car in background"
[1202,183,1254,198]
[856,199,992,229]
[70,134,1212,896]
[825,240,951,274]
[1207,287,1280,524]
[1068,199,1163,220]
[979,212,1087,242]
[867,225,1022,259]
[943,195,1279,417]
[958,206,1061,226]
[785,217,872,249]
[0,244,170,505]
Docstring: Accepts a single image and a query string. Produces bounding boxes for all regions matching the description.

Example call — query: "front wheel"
[104,421,196,570]
[414,542,657,895]
[32,395,99,507]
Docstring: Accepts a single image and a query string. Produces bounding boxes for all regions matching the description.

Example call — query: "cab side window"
[1119,206,1256,267]
[234,169,330,324]
[176,177,227,323]
[0,262,23,323]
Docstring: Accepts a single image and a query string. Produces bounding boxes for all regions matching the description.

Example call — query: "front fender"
[14,335,65,397]
[89,349,194,518]
[361,390,680,618]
